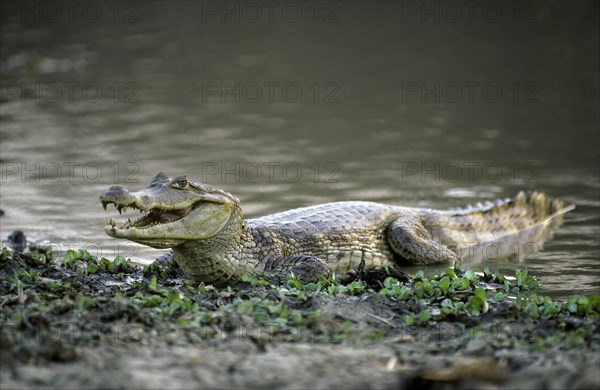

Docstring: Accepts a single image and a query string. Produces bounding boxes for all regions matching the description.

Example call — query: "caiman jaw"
[102,200,202,231]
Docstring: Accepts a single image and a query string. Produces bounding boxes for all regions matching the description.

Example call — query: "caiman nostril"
[101,186,131,197]
[100,186,135,209]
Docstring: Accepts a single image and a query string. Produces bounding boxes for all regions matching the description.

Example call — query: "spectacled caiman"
[100,173,574,285]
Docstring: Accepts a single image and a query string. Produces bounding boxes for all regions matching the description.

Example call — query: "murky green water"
[1,1,598,297]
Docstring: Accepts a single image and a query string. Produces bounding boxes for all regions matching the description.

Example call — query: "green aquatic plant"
[62,249,134,275]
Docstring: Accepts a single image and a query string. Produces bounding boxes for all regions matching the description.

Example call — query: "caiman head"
[100,172,239,249]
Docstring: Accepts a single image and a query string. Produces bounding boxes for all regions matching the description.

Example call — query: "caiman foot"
[144,249,183,278]
[264,255,331,285]
[388,215,458,265]
[344,262,409,288]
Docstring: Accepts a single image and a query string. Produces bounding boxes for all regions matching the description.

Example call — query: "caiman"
[100,173,574,285]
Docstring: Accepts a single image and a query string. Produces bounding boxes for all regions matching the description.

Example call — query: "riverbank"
[1,245,598,389]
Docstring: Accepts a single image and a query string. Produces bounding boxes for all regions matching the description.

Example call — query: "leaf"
[445,267,457,279]
[464,269,475,281]
[460,278,470,289]
[384,263,390,275]
[441,298,454,308]
[304,282,321,293]
[86,262,99,274]
[423,281,434,297]
[143,295,163,307]
[63,249,77,268]
[439,277,450,294]
[100,257,111,270]
[383,277,398,290]
[454,259,462,270]
[149,276,158,292]
[287,273,303,290]
[418,310,431,323]
[414,281,424,298]
[167,292,182,304]
[346,281,365,294]
[475,288,487,301]
[483,265,493,279]
[254,311,269,324]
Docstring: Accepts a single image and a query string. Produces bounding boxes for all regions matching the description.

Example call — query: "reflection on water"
[1,1,598,297]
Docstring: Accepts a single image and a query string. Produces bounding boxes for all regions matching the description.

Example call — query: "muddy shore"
[1,245,598,389]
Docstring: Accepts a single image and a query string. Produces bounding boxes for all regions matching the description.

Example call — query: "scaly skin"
[100,173,574,285]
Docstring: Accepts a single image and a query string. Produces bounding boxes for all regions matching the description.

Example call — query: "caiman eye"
[171,177,189,190]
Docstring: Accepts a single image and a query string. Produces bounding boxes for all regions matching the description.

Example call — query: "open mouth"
[102,201,201,230]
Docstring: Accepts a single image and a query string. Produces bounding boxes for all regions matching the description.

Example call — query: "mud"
[1,244,598,389]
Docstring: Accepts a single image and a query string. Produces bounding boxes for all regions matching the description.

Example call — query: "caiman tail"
[422,191,575,262]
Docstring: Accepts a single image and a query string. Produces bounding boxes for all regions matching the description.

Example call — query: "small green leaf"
[475,288,487,301]
[86,262,99,274]
[464,269,475,281]
[454,258,462,270]
[143,295,163,307]
[383,277,398,290]
[254,312,269,324]
[445,267,457,279]
[439,277,450,294]
[149,276,158,292]
[418,310,431,323]
[441,298,453,308]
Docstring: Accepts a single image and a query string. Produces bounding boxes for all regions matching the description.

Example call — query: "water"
[1,1,598,298]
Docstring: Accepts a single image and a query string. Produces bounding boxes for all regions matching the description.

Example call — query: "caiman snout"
[100,186,135,207]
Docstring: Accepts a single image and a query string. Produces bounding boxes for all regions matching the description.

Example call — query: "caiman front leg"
[144,249,181,277]
[262,255,331,284]
[388,215,458,264]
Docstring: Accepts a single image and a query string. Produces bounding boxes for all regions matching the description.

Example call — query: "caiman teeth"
[102,200,143,213]
[102,200,200,230]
